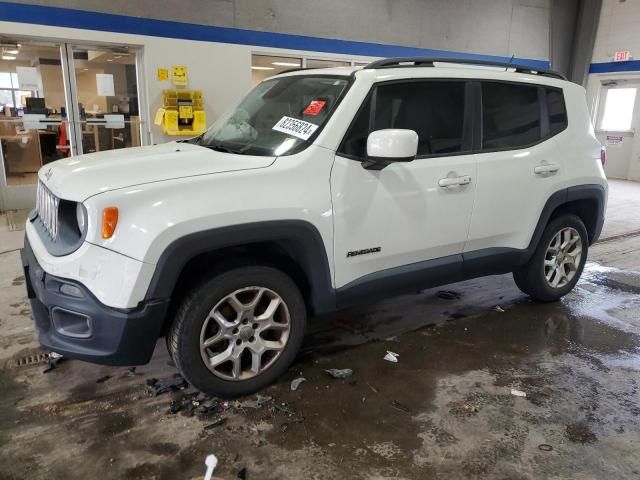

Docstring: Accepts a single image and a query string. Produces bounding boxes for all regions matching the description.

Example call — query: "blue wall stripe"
[589,60,640,74]
[0,1,550,70]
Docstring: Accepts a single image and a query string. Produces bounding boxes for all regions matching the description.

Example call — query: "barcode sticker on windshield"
[272,116,318,140]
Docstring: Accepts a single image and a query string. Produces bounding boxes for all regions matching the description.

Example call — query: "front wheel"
[513,214,588,302]
[168,266,306,397]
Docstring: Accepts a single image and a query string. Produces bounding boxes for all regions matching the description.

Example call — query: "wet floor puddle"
[2,261,640,478]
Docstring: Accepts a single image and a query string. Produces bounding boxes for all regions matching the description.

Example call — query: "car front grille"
[36,180,59,240]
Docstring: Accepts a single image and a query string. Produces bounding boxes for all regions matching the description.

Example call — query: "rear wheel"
[513,214,588,302]
[169,266,306,397]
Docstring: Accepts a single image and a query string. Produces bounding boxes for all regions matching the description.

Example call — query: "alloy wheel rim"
[199,286,291,381]
[544,227,582,289]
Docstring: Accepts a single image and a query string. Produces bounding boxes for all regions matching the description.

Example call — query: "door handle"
[534,164,560,175]
[438,175,472,188]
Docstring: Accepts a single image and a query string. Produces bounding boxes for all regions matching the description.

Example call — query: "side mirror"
[363,129,418,170]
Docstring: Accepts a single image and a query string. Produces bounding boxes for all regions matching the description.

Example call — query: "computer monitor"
[25,97,46,114]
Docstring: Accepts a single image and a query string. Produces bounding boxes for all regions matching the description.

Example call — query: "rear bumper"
[21,237,169,366]
[592,213,605,244]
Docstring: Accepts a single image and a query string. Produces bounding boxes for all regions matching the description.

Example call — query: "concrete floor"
[1,179,640,479]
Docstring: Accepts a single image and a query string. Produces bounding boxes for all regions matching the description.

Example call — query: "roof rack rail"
[364,57,566,80]
[277,67,313,75]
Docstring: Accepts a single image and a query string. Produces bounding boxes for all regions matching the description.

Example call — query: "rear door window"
[482,82,541,150]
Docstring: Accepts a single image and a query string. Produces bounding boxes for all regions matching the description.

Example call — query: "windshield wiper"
[202,142,245,155]
[179,133,204,144]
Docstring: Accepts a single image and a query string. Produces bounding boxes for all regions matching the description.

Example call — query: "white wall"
[7,0,552,62]
[591,0,640,63]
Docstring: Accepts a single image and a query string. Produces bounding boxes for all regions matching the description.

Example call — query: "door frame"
[64,42,147,156]
[594,79,640,180]
[0,40,69,212]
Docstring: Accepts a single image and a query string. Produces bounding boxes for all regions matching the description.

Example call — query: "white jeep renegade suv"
[22,58,607,397]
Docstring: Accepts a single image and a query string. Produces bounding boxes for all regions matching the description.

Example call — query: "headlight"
[76,203,86,234]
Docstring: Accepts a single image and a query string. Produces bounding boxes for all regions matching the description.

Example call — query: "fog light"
[51,307,91,338]
[60,283,83,298]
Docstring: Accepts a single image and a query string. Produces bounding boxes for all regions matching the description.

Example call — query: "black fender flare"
[463,184,606,277]
[526,184,606,255]
[144,220,336,314]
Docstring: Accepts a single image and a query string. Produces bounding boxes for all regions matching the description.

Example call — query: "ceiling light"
[272,61,300,67]
[251,66,274,71]
[2,55,16,60]
[106,59,113,62]
[5,49,19,55]
[114,55,123,59]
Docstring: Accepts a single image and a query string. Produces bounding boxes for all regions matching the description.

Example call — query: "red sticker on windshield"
[303,100,327,116]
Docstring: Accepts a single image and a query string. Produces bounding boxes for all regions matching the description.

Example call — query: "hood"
[39,142,275,201]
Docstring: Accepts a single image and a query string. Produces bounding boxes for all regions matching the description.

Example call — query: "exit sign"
[614,50,631,62]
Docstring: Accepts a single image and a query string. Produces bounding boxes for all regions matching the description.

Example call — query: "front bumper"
[21,237,169,366]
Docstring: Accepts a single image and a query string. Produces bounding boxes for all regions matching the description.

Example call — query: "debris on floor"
[324,368,353,379]
[384,351,399,363]
[96,375,111,384]
[290,377,306,391]
[238,395,272,409]
[204,418,227,430]
[198,398,232,417]
[538,444,553,451]
[169,399,182,414]
[273,403,296,416]
[511,388,527,397]
[145,374,188,396]
[42,352,64,373]
[494,305,505,313]
[390,400,411,414]
[437,290,462,300]
[447,399,479,415]
[203,454,218,480]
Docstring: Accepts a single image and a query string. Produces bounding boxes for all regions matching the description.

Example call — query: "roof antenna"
[506,54,515,72]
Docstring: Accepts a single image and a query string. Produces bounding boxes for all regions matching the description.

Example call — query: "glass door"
[0,41,145,212]
[595,82,640,180]
[0,41,71,211]
[67,45,142,155]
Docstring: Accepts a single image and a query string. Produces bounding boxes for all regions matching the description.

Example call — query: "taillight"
[600,147,606,166]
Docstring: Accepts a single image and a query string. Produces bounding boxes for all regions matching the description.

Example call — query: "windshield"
[193,75,350,156]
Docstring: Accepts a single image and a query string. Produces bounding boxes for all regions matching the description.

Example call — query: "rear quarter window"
[546,87,568,135]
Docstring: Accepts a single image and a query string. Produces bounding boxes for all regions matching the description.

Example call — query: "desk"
[0,131,42,175]
[81,116,140,153]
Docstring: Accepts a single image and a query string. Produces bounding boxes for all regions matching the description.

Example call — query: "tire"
[168,265,306,397]
[165,332,176,364]
[513,214,588,302]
